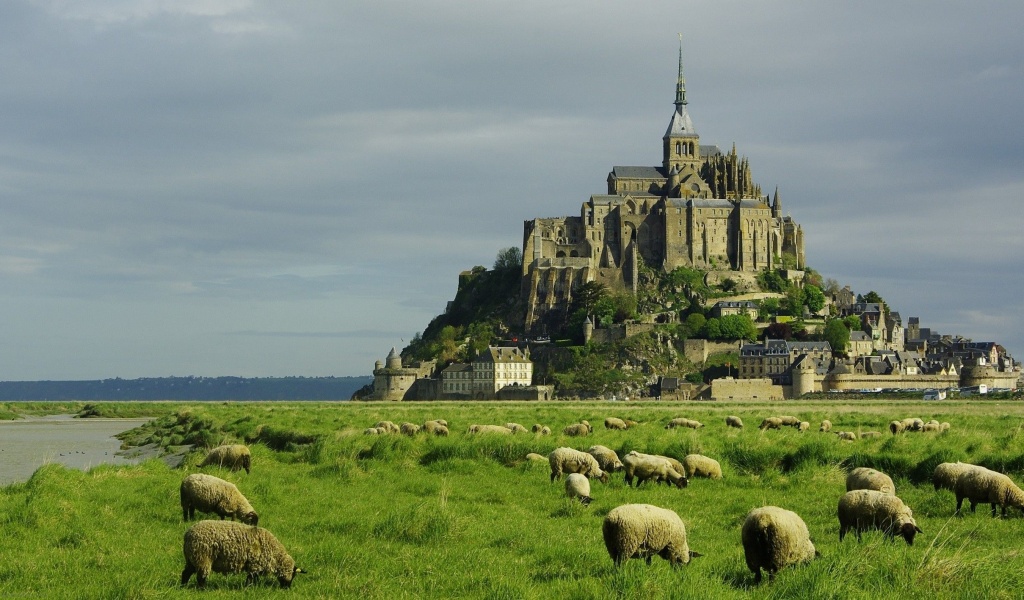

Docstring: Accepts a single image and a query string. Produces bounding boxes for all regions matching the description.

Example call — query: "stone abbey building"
[522,44,805,330]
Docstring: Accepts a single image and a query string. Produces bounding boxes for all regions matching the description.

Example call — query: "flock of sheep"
[173,410,1014,588]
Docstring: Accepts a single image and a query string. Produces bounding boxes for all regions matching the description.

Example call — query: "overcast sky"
[1,1,1022,380]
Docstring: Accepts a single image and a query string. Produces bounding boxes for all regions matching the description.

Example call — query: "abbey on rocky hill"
[522,41,804,330]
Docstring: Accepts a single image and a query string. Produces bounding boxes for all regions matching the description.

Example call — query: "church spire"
[675,33,687,111]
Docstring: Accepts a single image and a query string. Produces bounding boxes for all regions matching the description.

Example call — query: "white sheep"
[622,451,687,488]
[399,422,421,436]
[565,473,593,505]
[423,420,449,436]
[859,431,881,439]
[940,422,951,432]
[797,421,810,433]
[901,417,924,432]
[759,417,783,430]
[932,462,978,492]
[525,452,547,462]
[505,422,529,434]
[563,423,591,437]
[468,424,513,435]
[779,416,801,427]
[604,417,628,430]
[199,444,252,474]
[835,431,856,441]
[180,474,258,525]
[602,504,700,567]
[681,454,723,480]
[819,420,832,433]
[741,506,817,583]
[587,445,624,472]
[666,417,703,429]
[362,427,382,435]
[889,420,905,435]
[181,520,301,588]
[838,489,922,545]
[548,447,609,483]
[373,420,400,434]
[726,415,744,429]
[954,467,1024,517]
[540,426,551,436]
[531,423,546,433]
[845,467,896,495]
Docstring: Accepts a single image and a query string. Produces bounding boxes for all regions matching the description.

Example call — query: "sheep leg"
[753,568,762,584]
[181,564,195,586]
[955,496,964,515]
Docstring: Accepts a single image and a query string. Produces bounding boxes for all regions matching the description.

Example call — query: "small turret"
[386,347,402,369]
[772,187,782,218]
[583,316,594,344]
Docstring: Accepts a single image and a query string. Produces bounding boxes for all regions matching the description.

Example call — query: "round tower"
[386,347,402,369]
[583,316,594,344]
[792,357,815,398]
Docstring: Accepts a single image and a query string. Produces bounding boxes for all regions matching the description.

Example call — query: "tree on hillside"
[763,322,793,341]
[784,286,805,317]
[493,247,523,271]
[844,315,863,332]
[804,285,826,314]
[823,319,850,355]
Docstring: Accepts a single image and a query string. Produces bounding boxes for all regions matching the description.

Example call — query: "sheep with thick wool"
[468,424,513,435]
[666,417,703,429]
[859,431,881,439]
[835,431,857,441]
[602,504,700,567]
[564,473,593,506]
[838,489,922,545]
[681,454,723,480]
[548,447,609,483]
[797,421,810,433]
[759,417,783,430]
[422,420,449,436]
[622,451,687,488]
[399,422,421,436]
[604,417,628,430]
[933,462,978,492]
[525,452,547,462]
[180,474,258,525]
[819,420,832,433]
[779,416,801,427]
[181,520,301,589]
[373,420,400,434]
[587,445,624,473]
[954,467,1024,517]
[889,420,905,435]
[741,506,817,583]
[846,467,896,495]
[199,444,252,474]
[726,415,744,429]
[504,422,528,434]
[563,423,591,437]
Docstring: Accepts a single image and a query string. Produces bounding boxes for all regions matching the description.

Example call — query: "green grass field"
[4,400,1024,599]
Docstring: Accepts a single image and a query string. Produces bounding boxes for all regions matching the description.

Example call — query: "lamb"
[665,418,703,429]
[835,431,856,441]
[726,415,744,429]
[741,506,817,583]
[759,417,783,430]
[940,422,951,432]
[901,418,924,432]
[681,454,723,480]
[540,426,551,435]
[548,447,609,483]
[604,417,628,430]
[859,431,881,439]
[797,421,810,433]
[922,422,940,433]
[954,467,1024,517]
[838,489,922,545]
[587,445,624,472]
[531,423,546,433]
[373,420,400,434]
[363,427,385,435]
[933,462,979,492]
[181,520,301,588]
[468,424,513,435]
[623,419,639,428]
[889,420,905,435]
[180,474,258,525]
[199,444,252,474]
[504,422,528,434]
[846,467,895,495]
[422,420,449,436]
[399,422,421,436]
[564,473,593,506]
[563,423,591,437]
[819,420,832,433]
[622,451,687,488]
[602,504,700,567]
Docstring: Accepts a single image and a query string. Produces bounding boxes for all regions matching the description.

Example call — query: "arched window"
[675,142,681,155]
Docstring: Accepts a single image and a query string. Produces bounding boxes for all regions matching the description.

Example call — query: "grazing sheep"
[666,418,703,429]
[363,427,384,435]
[835,431,857,441]
[623,419,639,428]
[548,447,609,483]
[399,422,421,436]
[859,431,881,439]
[838,489,921,545]
[181,520,300,589]
[602,504,700,567]
[587,445,625,472]
[726,415,744,429]
[922,422,940,433]
[797,422,810,433]
[741,506,817,583]
[604,417,628,430]
[200,445,252,474]
[540,426,551,436]
[373,421,400,434]
[819,420,832,433]
[846,467,896,495]
[503,423,528,434]
[531,423,546,433]
[759,417,783,430]
[901,418,924,432]
[779,416,801,427]
[563,423,591,437]
[889,420,905,435]
[525,452,547,462]
[954,467,1024,517]
[622,451,687,488]
[565,473,593,505]
[940,422,951,432]
[469,424,513,435]
[180,474,258,525]
[423,420,449,436]
[682,454,723,480]
[933,462,978,492]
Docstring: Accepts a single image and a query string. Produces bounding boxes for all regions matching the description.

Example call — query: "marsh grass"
[5,400,1024,597]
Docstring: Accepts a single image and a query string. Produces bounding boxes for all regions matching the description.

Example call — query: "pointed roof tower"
[663,35,700,174]
[664,34,696,138]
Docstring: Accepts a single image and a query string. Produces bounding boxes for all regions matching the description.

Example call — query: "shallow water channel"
[0,415,151,485]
